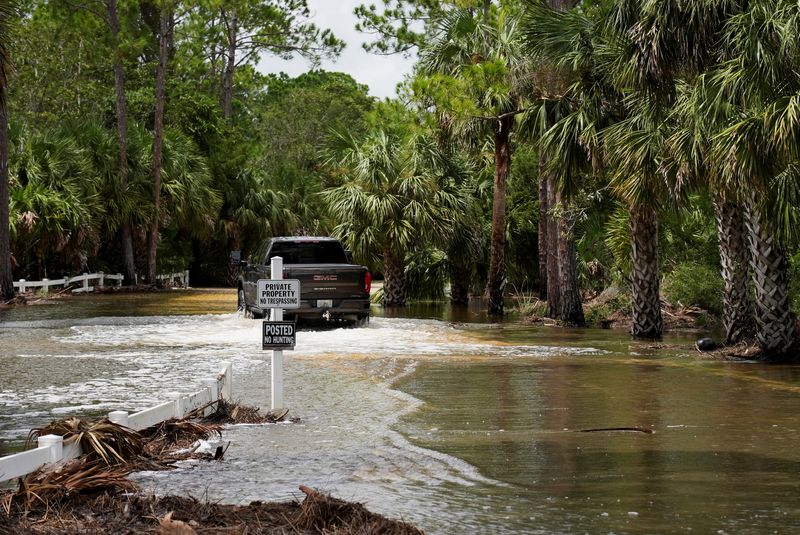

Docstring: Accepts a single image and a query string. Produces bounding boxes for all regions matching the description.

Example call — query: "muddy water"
[2,290,800,534]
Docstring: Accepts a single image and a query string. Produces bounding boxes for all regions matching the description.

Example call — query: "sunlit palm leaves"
[323,129,465,305]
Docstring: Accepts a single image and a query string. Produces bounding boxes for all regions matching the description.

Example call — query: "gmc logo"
[313,275,338,281]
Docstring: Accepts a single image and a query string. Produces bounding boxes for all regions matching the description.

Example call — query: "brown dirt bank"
[0,486,423,534]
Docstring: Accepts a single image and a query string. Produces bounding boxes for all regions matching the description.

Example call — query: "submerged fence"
[0,362,232,484]
[12,269,190,295]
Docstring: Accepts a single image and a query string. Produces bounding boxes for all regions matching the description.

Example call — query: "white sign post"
[270,256,285,411]
[257,259,300,412]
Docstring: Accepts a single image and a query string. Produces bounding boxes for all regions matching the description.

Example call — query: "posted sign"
[263,321,296,350]
[257,279,301,309]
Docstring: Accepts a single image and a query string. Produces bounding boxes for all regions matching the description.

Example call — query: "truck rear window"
[267,241,348,264]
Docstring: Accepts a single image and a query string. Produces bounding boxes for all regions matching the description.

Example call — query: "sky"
[256,0,417,99]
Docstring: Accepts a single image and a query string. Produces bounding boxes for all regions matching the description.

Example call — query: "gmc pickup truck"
[233,237,371,326]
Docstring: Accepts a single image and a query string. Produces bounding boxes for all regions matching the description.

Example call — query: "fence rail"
[0,362,232,484]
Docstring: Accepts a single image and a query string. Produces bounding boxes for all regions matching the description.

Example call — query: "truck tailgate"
[284,264,367,299]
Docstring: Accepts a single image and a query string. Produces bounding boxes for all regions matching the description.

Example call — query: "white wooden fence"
[0,362,232,484]
[12,269,191,295]
[14,272,124,294]
[154,270,190,288]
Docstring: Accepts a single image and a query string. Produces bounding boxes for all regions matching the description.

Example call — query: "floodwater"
[2,290,800,534]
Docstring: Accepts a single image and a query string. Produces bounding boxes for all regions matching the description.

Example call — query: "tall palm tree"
[415,6,530,315]
[323,129,461,307]
[0,0,15,300]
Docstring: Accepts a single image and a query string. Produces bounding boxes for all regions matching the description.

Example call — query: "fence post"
[203,379,218,416]
[174,394,186,418]
[219,362,232,401]
[42,278,49,295]
[117,274,123,287]
[184,270,190,288]
[108,411,130,427]
[99,271,105,288]
[38,435,63,464]
[82,273,89,292]
[18,279,25,293]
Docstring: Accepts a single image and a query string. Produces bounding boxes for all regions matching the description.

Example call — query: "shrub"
[663,262,723,315]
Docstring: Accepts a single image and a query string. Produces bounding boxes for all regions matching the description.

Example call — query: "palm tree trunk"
[0,95,12,301]
[221,10,237,125]
[556,191,584,326]
[487,116,512,316]
[714,198,754,344]
[383,243,406,307]
[629,204,663,338]
[449,262,470,305]
[537,158,548,300]
[745,195,797,358]
[107,0,136,286]
[147,8,170,284]
[545,173,560,317]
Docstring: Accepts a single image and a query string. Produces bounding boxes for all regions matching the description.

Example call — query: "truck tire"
[354,315,370,327]
[237,288,246,313]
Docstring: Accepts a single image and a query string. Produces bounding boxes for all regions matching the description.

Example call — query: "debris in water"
[578,427,654,434]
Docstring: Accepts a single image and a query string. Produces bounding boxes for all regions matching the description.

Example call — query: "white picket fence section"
[0,362,232,484]
[155,270,190,288]
[14,272,124,294]
[13,269,191,295]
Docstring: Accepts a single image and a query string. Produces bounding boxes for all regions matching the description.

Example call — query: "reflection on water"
[2,290,800,534]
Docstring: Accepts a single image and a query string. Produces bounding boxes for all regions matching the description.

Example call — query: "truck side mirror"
[344,250,353,264]
[230,250,245,266]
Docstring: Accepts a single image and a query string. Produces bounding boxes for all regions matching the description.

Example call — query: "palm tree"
[666,79,755,345]
[705,1,800,357]
[415,6,530,315]
[0,0,16,300]
[323,129,461,307]
[9,125,104,276]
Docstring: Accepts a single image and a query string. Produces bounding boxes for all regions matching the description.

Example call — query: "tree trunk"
[107,0,136,286]
[449,262,470,306]
[746,195,797,358]
[714,198,754,345]
[221,11,237,125]
[545,173,560,317]
[487,116,512,316]
[147,8,170,284]
[0,98,13,301]
[629,204,663,338]
[556,190,584,326]
[383,243,406,307]
[537,158,548,300]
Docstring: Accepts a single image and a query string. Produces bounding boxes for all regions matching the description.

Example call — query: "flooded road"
[2,290,800,533]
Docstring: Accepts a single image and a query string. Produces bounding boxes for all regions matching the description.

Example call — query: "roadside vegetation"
[0,0,799,359]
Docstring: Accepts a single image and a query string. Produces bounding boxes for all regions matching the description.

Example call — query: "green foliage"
[405,247,449,301]
[584,287,631,326]
[505,143,538,290]
[663,262,724,315]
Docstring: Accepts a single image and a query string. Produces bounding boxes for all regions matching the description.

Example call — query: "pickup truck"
[233,237,371,326]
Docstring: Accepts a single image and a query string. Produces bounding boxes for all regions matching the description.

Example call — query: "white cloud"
[256,0,416,99]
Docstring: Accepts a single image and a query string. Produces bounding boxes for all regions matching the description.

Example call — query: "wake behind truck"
[233,237,371,326]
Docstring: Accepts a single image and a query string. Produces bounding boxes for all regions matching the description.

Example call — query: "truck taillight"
[364,272,372,294]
